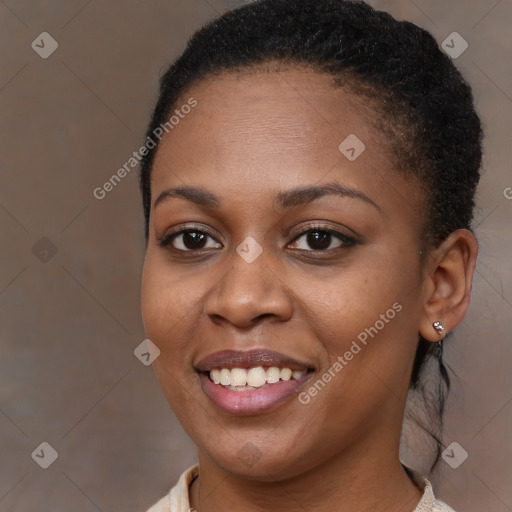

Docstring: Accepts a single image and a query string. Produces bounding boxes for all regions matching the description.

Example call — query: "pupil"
[184,232,206,249]
[307,231,330,250]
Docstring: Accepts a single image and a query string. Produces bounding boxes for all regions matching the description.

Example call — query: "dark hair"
[139,0,482,471]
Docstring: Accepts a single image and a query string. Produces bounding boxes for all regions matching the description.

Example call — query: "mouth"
[194,349,315,415]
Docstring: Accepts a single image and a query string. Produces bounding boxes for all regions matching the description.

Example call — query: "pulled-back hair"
[139,0,482,471]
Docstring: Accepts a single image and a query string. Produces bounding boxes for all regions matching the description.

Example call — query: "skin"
[141,67,478,512]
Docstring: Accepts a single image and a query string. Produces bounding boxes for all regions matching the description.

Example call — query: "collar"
[166,464,453,512]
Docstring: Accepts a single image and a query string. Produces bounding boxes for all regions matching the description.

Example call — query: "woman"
[139,1,482,510]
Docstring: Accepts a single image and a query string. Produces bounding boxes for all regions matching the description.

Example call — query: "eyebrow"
[276,182,381,212]
[153,182,381,213]
[154,186,220,210]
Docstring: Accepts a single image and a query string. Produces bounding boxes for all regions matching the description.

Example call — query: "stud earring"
[433,321,444,335]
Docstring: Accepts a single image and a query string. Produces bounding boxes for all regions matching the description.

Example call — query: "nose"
[203,248,293,328]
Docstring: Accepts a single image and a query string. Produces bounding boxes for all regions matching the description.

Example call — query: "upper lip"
[194,349,314,372]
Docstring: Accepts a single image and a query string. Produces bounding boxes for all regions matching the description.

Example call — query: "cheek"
[300,262,397,345]
[298,253,419,388]
[141,253,198,354]
[140,254,205,413]
[292,279,413,443]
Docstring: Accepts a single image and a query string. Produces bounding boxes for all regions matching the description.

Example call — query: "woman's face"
[141,67,429,479]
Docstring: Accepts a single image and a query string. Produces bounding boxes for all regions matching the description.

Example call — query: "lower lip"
[199,372,311,415]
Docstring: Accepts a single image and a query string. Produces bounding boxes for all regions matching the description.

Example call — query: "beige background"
[0,0,510,510]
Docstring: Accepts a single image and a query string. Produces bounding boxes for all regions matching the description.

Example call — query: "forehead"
[150,67,420,216]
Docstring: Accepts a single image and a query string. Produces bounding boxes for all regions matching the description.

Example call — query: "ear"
[419,229,478,342]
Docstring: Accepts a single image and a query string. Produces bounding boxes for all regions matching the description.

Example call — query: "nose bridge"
[204,240,293,327]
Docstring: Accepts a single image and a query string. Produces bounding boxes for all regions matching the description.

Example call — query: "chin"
[199,441,317,482]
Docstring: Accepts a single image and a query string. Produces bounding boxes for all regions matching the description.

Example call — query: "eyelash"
[158,224,358,255]
[288,226,357,252]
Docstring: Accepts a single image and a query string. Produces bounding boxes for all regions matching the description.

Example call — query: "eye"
[288,228,356,251]
[160,229,222,252]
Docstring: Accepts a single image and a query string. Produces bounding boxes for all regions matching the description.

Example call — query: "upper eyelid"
[288,228,357,249]
[159,224,221,245]
[289,224,355,238]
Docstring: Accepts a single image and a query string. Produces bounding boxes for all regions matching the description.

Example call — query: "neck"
[190,436,423,512]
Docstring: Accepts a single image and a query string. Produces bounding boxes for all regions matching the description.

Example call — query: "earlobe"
[419,229,478,342]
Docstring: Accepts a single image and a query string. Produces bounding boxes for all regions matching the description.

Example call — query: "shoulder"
[433,500,457,512]
[145,494,169,512]
[145,465,199,512]
[406,466,457,512]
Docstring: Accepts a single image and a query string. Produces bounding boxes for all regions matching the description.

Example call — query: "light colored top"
[146,464,456,512]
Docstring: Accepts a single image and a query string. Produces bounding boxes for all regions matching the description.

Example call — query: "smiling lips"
[195,349,314,415]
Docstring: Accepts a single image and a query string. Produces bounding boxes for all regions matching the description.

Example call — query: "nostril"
[254,313,275,322]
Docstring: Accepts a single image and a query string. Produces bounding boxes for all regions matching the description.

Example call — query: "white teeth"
[219,369,231,386]
[211,369,221,384]
[231,368,247,386]
[209,365,308,387]
[266,367,281,383]
[247,367,267,387]
[280,368,292,381]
